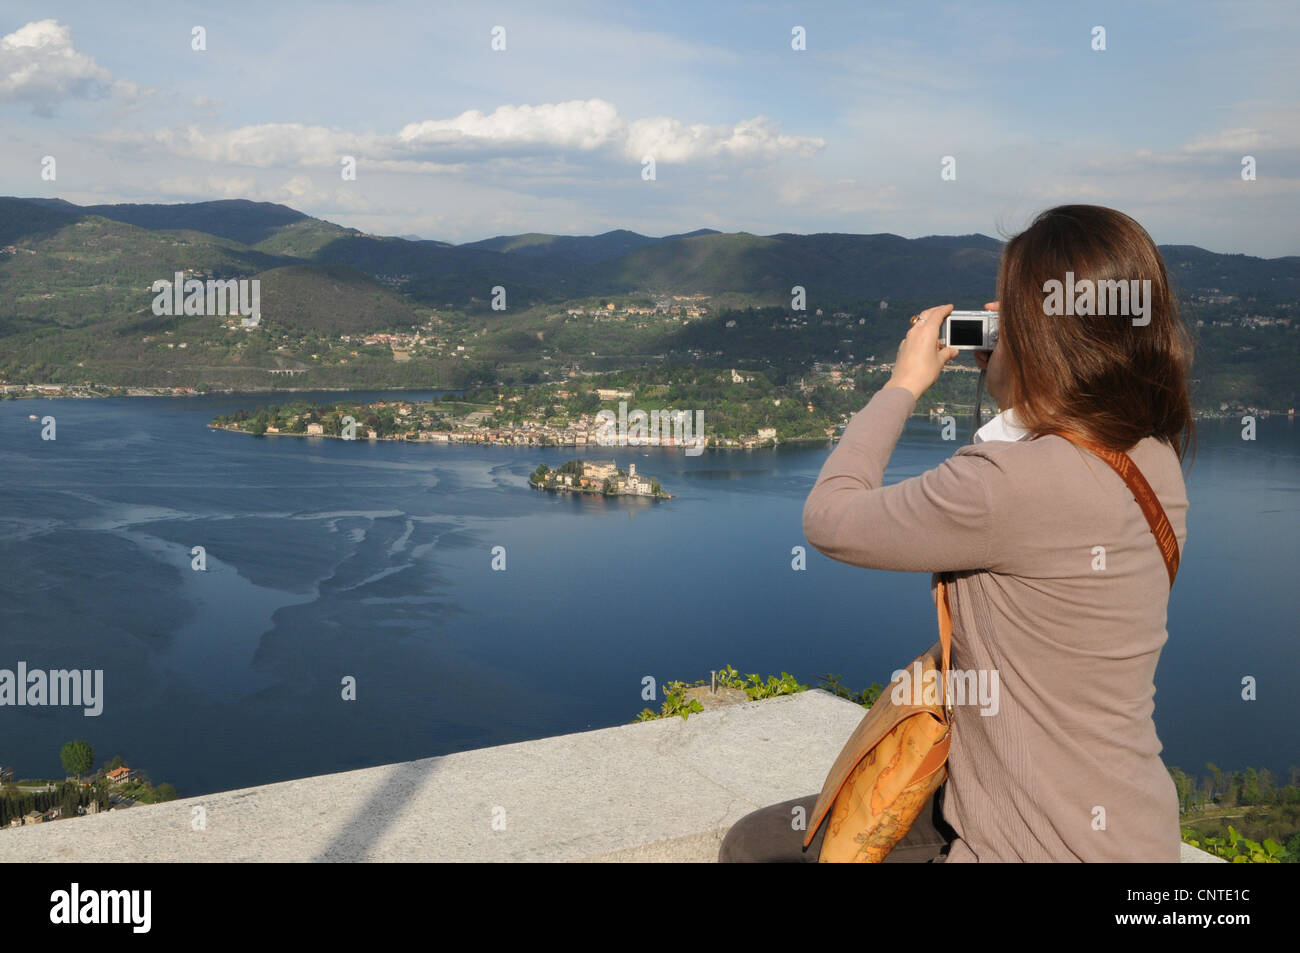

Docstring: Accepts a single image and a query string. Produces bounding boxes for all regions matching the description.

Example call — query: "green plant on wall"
[636,680,704,722]
[715,665,808,700]
[632,665,897,723]
[634,666,811,722]
[1181,825,1288,863]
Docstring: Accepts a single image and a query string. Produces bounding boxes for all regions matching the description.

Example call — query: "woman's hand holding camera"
[885,303,960,400]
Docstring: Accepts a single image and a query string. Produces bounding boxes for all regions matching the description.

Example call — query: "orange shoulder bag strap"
[1057,433,1180,588]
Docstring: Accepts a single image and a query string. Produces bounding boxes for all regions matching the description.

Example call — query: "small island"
[530,460,672,499]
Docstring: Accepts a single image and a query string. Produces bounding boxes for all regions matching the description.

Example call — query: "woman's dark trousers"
[718,786,955,863]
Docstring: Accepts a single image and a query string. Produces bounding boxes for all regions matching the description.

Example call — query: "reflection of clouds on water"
[488,462,529,490]
[120,529,310,699]
[304,511,405,527]
[297,448,543,491]
[390,518,415,555]
[108,507,479,701]
[0,516,61,543]
[302,453,443,474]
[336,563,413,592]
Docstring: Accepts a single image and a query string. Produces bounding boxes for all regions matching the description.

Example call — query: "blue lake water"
[0,392,1295,795]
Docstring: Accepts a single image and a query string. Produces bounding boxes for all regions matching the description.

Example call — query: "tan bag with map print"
[802,576,955,862]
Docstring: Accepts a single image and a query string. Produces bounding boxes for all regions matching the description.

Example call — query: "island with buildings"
[529,459,672,499]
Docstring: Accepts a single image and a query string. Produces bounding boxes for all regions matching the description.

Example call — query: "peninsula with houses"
[203,364,921,450]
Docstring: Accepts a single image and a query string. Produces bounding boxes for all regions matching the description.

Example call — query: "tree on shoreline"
[60,740,93,782]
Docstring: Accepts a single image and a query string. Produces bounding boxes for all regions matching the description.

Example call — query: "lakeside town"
[209,399,755,448]
[3,383,204,399]
[205,366,868,450]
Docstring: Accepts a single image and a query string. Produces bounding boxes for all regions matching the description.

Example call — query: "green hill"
[48,198,311,245]
[0,197,1295,409]
[255,263,427,334]
[0,211,282,337]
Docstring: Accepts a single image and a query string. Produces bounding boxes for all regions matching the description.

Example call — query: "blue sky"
[1,0,1296,254]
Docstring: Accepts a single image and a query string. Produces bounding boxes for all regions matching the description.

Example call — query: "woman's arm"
[802,302,1007,573]
[801,384,1005,574]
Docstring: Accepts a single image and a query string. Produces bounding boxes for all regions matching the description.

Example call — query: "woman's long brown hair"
[997,205,1196,466]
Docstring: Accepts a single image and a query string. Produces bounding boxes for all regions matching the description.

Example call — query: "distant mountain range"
[3,196,1297,318]
[0,197,1295,407]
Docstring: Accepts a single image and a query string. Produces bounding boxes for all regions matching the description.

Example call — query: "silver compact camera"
[940,310,999,350]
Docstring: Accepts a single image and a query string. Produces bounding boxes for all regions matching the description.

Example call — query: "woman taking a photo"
[720,204,1195,862]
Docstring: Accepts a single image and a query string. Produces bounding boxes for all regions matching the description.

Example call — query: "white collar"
[973,407,1030,444]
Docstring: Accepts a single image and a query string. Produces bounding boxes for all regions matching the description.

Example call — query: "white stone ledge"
[0,690,1224,863]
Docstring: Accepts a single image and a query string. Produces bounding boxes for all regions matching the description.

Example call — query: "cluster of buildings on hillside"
[335,328,466,360]
[565,295,711,321]
[7,801,101,828]
[2,764,140,829]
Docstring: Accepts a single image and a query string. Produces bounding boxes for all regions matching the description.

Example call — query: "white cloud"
[125,99,824,171]
[775,175,900,214]
[1084,112,1300,173]
[1180,128,1265,155]
[157,175,258,199]
[625,115,825,163]
[144,123,382,168]
[0,19,142,113]
[1177,123,1300,155]
[397,99,625,151]
[364,159,469,174]
[155,172,384,215]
